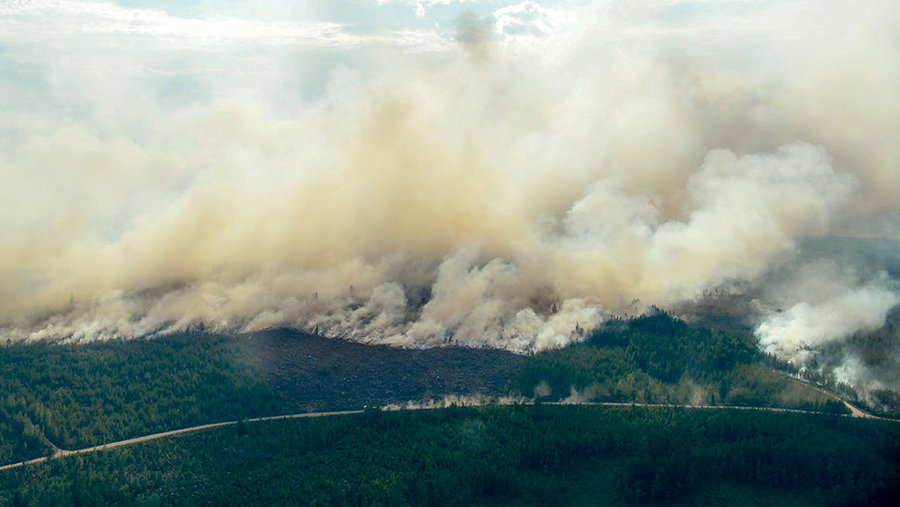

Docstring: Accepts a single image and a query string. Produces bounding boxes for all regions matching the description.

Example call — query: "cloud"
[0,0,449,51]
[494,1,569,40]
[378,0,477,18]
[0,0,342,46]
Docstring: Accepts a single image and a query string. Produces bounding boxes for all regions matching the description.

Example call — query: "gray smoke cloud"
[1,1,899,394]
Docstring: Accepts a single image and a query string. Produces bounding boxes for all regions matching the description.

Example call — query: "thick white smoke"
[1,1,898,367]
[756,281,900,364]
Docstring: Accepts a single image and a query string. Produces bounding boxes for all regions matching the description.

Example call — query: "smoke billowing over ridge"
[1,1,899,394]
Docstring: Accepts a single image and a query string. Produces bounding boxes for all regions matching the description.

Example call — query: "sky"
[1,0,900,395]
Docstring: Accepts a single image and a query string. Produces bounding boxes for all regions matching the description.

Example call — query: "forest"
[1,312,851,467]
[1,404,898,505]
[0,328,522,465]
[512,311,847,413]
[0,334,281,464]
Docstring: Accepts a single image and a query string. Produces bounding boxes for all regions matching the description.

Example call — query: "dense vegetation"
[1,313,853,467]
[0,334,280,463]
[513,311,845,413]
[0,330,520,465]
[2,405,897,506]
[1,313,893,504]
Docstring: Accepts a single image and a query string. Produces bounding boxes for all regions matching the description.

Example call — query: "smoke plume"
[1,1,899,393]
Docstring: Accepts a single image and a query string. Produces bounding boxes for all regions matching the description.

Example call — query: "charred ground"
[239,329,523,412]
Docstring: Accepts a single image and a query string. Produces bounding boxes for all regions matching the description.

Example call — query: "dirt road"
[0,410,361,472]
[771,370,889,419]
[1,397,892,472]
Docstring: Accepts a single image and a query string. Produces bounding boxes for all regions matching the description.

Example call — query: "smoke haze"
[1,1,899,394]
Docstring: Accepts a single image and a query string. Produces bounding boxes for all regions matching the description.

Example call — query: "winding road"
[772,369,892,420]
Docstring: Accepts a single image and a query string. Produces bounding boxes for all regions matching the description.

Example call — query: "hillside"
[0,331,521,465]
[1,313,850,468]
[512,312,845,413]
